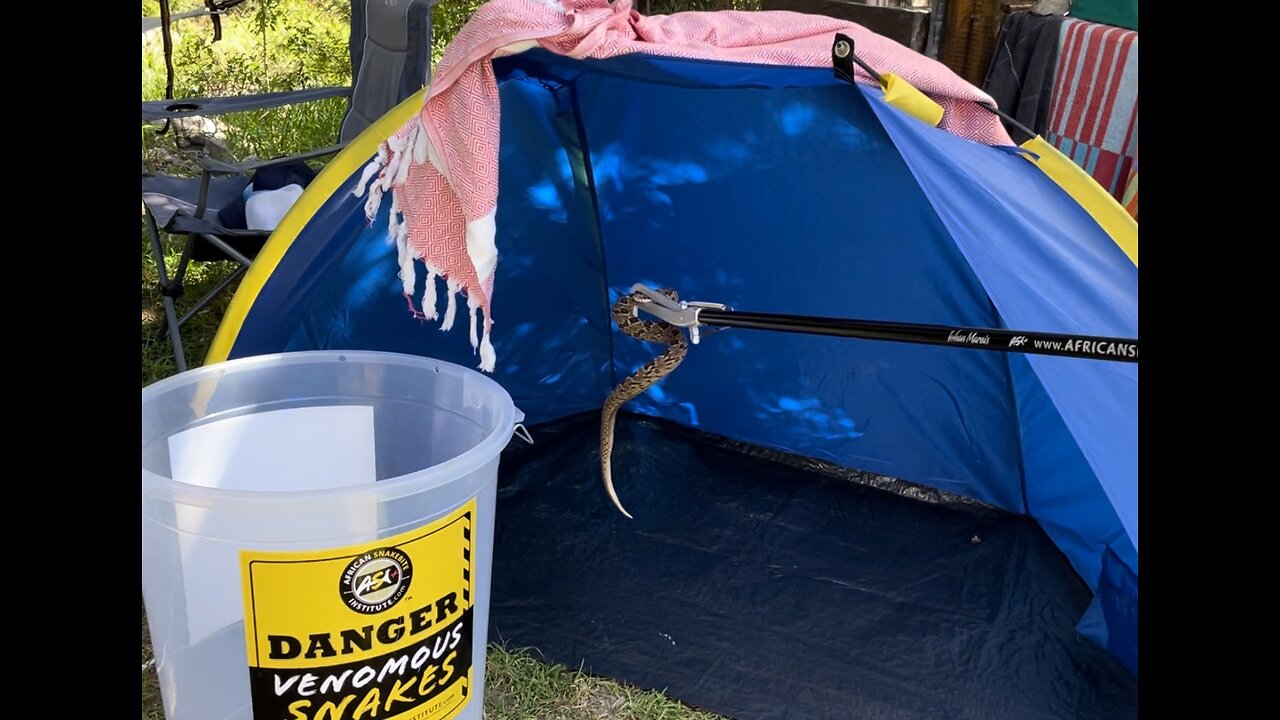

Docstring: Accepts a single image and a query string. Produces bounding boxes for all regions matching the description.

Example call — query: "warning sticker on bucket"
[240,499,476,720]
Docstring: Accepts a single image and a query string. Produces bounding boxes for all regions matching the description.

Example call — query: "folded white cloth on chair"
[244,183,305,231]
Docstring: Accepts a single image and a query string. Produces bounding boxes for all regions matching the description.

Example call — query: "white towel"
[244,183,305,231]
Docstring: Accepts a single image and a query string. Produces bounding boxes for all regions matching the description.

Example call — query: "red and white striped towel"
[1045,18,1138,206]
[358,0,1013,371]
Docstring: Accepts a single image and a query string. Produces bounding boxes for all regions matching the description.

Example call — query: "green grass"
[484,650,724,720]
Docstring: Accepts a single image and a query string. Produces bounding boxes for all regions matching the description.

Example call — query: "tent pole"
[830,32,1037,142]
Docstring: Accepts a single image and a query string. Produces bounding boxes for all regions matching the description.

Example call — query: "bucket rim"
[142,350,517,507]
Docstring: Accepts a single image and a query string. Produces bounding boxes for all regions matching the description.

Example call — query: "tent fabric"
[356,0,1014,371]
[864,94,1138,552]
[1016,135,1137,265]
[1076,545,1139,676]
[207,18,1139,695]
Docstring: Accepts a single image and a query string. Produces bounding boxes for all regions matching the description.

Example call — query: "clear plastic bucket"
[142,351,519,720]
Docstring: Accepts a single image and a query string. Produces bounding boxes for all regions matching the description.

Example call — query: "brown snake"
[600,289,689,518]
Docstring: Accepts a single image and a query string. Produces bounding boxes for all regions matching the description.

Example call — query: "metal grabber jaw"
[628,283,728,345]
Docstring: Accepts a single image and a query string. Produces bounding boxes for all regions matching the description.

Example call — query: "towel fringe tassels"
[393,130,414,188]
[421,262,441,321]
[411,115,430,165]
[349,114,499,372]
[354,146,384,200]
[441,277,461,331]
[479,310,496,373]
[381,134,407,193]
[467,294,481,351]
[356,143,389,222]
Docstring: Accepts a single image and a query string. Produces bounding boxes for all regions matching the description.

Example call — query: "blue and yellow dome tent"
[207,43,1137,718]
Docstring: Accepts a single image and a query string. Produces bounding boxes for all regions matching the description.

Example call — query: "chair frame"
[143,0,438,371]
[143,91,349,372]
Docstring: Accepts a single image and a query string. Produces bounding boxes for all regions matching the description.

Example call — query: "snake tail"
[600,290,690,519]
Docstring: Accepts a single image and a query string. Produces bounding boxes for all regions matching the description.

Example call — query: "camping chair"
[142,0,438,372]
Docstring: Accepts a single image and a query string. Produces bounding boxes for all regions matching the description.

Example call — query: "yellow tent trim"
[205,88,428,364]
[880,73,944,127]
[1019,136,1138,266]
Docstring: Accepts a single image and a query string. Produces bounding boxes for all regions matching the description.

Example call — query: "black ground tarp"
[488,412,1137,719]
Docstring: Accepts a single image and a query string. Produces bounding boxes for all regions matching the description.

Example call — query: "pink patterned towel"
[357,0,1013,372]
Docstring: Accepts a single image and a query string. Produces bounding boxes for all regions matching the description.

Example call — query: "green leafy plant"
[142,0,351,164]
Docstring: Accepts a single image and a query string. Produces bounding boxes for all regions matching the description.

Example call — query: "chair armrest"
[193,143,346,217]
[142,86,351,122]
[198,143,347,176]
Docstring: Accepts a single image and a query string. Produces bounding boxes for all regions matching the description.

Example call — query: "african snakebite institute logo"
[339,547,413,614]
